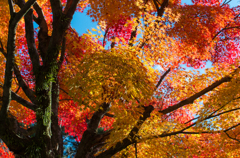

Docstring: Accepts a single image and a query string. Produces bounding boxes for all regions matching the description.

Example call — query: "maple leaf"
[0,0,239,157]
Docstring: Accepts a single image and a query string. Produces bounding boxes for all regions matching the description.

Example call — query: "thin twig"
[155,68,171,91]
[103,28,109,47]
[135,142,138,158]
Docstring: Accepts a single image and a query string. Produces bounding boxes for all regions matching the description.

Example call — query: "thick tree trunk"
[35,70,53,157]
[51,80,63,157]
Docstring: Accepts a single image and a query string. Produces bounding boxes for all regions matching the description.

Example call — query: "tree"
[0,0,239,157]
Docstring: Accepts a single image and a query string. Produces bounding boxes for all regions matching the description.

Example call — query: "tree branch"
[103,28,109,47]
[137,0,168,49]
[224,131,240,142]
[180,131,220,134]
[145,108,240,143]
[141,127,219,141]
[105,113,115,118]
[45,0,79,73]
[33,2,50,62]
[224,123,240,142]
[63,0,80,18]
[8,0,15,17]
[225,123,240,132]
[95,69,238,157]
[1,0,36,118]
[185,97,240,124]
[11,0,37,28]
[212,13,240,40]
[24,8,40,75]
[13,0,40,72]
[0,42,37,105]
[0,114,33,155]
[76,102,111,157]
[13,64,37,104]
[153,0,169,17]
[110,37,115,49]
[11,91,37,111]
[159,72,235,114]
[89,103,111,133]
[135,142,138,158]
[222,0,232,6]
[96,105,154,158]
[128,19,139,47]
[0,40,6,55]
[155,68,170,91]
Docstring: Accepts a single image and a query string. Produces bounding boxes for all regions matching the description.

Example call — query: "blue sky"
[71,0,239,36]
[70,0,239,75]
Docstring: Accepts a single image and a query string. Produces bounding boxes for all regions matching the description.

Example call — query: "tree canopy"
[0,0,239,157]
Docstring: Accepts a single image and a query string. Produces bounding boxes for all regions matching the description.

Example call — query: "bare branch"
[225,123,240,132]
[160,72,234,115]
[152,0,160,15]
[137,0,168,49]
[0,113,34,154]
[96,105,154,158]
[142,127,220,141]
[222,0,232,6]
[15,85,20,94]
[63,0,73,14]
[45,0,80,72]
[180,131,221,134]
[95,82,239,157]
[224,123,240,142]
[32,2,46,24]
[76,102,111,157]
[33,2,50,62]
[105,113,115,118]
[13,64,37,104]
[213,107,240,119]
[212,13,240,40]
[145,107,240,143]
[153,0,169,17]
[11,0,37,27]
[135,142,138,158]
[60,87,70,95]
[8,0,15,17]
[103,28,109,47]
[63,0,80,18]
[11,91,37,111]
[111,37,116,49]
[0,40,6,55]
[89,103,111,132]
[14,0,40,72]
[224,131,240,142]
[1,0,36,118]
[0,42,36,105]
[24,8,40,74]
[155,68,170,91]
[129,19,139,47]
[185,97,240,124]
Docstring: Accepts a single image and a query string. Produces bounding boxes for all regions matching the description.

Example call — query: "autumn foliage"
[0,0,239,157]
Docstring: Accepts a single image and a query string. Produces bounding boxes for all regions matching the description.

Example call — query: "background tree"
[0,0,239,157]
